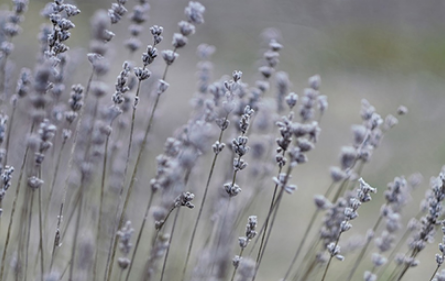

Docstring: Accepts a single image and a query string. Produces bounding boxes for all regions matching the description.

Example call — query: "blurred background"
[2,0,445,280]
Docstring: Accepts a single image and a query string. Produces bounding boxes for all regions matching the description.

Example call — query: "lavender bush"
[0,1,443,281]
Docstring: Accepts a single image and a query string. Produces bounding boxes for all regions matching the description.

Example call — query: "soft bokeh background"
[2,0,445,280]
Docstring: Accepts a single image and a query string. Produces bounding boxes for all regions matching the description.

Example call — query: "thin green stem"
[49,227,60,272]
[395,249,418,281]
[252,164,293,281]
[180,117,228,281]
[429,264,441,281]
[159,208,181,281]
[106,90,161,281]
[93,125,112,281]
[0,129,31,280]
[248,189,281,256]
[209,128,246,277]
[252,187,285,281]
[60,258,72,280]
[211,131,245,276]
[283,181,336,281]
[296,256,317,281]
[230,248,244,281]
[0,52,10,104]
[378,245,404,278]
[152,206,175,245]
[320,252,334,281]
[22,118,41,281]
[38,171,45,281]
[55,115,97,253]
[68,95,102,280]
[209,198,231,278]
[320,234,342,281]
[118,269,124,281]
[324,181,336,200]
[107,47,176,281]
[68,175,86,281]
[387,264,400,281]
[56,69,93,253]
[256,159,283,265]
[346,214,383,281]
[60,189,81,241]
[249,146,287,260]
[124,191,155,281]
[44,136,66,225]
[294,239,322,281]
[233,138,276,228]
[24,190,35,281]
[331,177,350,204]
[283,207,321,280]
[377,210,423,279]
[3,102,16,166]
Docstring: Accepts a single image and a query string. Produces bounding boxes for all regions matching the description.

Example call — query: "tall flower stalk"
[107,3,206,279]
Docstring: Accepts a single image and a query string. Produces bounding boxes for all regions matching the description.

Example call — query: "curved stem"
[152,206,175,246]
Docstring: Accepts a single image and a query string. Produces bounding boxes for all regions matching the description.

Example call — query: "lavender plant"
[0,1,441,281]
